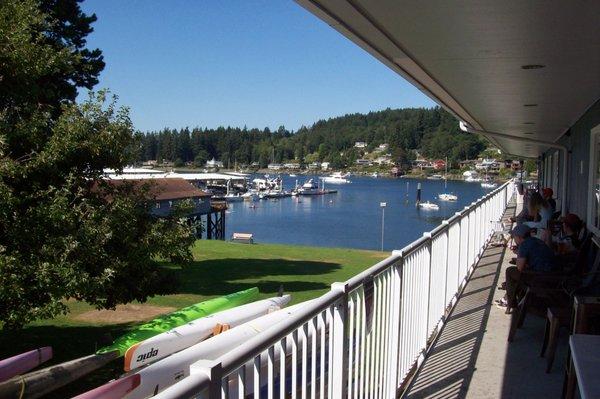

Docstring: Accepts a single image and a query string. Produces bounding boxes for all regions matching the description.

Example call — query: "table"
[566,334,600,399]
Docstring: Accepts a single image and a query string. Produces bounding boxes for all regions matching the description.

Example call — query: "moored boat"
[320,172,351,184]
[438,193,458,201]
[417,201,440,210]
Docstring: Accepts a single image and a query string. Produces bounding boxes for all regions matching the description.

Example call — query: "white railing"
[155,180,515,399]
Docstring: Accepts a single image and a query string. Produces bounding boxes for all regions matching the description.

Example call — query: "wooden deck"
[405,200,567,398]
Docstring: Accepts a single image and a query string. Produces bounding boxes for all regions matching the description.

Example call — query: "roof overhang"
[295,0,600,158]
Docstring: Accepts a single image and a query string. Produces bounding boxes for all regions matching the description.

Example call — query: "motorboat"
[241,191,259,201]
[439,193,458,201]
[372,172,379,178]
[417,201,440,210]
[262,190,291,199]
[298,179,321,195]
[289,174,297,177]
[465,176,482,182]
[427,174,444,180]
[320,172,351,184]
[223,193,243,202]
[481,182,498,189]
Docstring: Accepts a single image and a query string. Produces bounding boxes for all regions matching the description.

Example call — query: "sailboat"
[438,157,458,201]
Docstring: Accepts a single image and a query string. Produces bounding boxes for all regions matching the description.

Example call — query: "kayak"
[0,288,259,399]
[87,301,313,399]
[0,347,52,383]
[72,374,140,399]
[97,287,260,356]
[0,351,120,399]
[124,295,291,371]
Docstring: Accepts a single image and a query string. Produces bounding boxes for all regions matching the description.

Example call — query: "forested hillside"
[135,107,487,169]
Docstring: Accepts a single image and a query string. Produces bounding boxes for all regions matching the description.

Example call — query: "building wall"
[151,197,211,218]
[548,99,600,218]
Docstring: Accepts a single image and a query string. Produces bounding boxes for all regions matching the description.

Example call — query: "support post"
[330,282,349,399]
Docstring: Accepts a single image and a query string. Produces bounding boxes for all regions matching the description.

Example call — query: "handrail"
[217,289,342,376]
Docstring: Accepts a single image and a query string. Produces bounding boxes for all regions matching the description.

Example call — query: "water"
[225,175,493,251]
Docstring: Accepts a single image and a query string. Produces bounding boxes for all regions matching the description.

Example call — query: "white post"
[380,202,387,251]
[330,282,349,399]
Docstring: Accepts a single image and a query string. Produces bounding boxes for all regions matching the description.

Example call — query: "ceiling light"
[521,64,545,70]
[524,104,538,107]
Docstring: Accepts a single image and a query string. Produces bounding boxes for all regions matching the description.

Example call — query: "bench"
[231,232,254,244]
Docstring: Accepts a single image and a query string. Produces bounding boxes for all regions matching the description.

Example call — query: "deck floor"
[405,200,567,399]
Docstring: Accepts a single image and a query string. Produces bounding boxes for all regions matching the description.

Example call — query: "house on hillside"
[354,141,367,148]
[321,162,330,171]
[432,159,446,170]
[356,159,372,166]
[206,158,223,169]
[267,163,283,170]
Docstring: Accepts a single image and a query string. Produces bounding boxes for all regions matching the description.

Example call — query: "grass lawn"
[0,240,387,398]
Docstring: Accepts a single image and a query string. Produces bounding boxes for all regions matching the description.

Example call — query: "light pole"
[380,202,387,251]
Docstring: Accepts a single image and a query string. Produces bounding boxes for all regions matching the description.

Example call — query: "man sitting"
[496,224,558,313]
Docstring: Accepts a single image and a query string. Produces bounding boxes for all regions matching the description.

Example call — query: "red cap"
[542,187,553,198]
[562,213,583,231]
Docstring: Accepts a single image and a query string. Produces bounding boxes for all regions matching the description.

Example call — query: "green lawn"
[0,240,387,397]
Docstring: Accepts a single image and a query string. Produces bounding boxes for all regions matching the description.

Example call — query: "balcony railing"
[154,180,516,399]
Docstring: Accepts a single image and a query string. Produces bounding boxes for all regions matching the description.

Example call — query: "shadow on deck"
[405,201,567,398]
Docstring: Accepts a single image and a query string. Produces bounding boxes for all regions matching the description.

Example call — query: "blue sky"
[79,0,434,132]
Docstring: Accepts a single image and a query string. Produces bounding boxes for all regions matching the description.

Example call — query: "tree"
[0,0,194,328]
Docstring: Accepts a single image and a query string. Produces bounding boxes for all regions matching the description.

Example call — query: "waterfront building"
[354,141,367,148]
[321,161,330,170]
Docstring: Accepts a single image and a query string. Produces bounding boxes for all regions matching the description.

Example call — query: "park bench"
[231,232,254,244]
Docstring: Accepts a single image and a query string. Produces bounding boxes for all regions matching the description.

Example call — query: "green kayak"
[96,287,259,356]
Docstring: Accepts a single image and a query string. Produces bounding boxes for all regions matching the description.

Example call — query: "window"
[168,200,173,208]
[587,124,600,235]
[155,202,161,209]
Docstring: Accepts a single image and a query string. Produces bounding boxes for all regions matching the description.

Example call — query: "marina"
[225,174,493,251]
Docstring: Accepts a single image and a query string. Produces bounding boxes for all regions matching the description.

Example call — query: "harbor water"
[225,175,494,251]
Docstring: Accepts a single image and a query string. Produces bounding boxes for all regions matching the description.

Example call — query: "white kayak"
[124,295,291,372]
[115,300,312,399]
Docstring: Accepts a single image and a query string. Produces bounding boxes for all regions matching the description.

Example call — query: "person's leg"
[505,266,521,308]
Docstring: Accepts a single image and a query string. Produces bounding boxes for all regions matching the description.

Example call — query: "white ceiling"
[296,0,600,157]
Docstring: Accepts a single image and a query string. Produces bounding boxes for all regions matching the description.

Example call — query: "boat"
[320,172,351,184]
[223,193,243,202]
[124,295,291,371]
[297,179,321,195]
[417,201,440,210]
[96,301,314,399]
[241,191,258,201]
[0,347,52,383]
[262,189,292,199]
[438,193,458,201]
[427,174,443,180]
[372,172,379,178]
[289,173,297,177]
[481,182,497,189]
[438,157,458,201]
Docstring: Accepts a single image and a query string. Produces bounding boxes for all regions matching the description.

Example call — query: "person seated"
[548,213,585,254]
[523,192,553,236]
[496,224,558,313]
[542,187,557,214]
